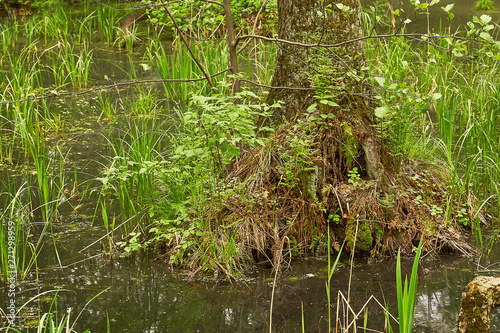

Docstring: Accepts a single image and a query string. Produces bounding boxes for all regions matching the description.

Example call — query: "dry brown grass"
[178,113,478,278]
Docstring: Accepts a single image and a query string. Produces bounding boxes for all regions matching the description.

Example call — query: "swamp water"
[2,2,500,332]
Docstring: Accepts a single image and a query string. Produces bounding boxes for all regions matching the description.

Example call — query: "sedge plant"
[395,238,422,333]
[326,225,344,333]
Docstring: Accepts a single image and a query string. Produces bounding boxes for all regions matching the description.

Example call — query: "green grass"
[147,40,229,100]
[25,5,70,41]
[474,0,493,10]
[326,230,344,332]
[61,42,94,88]
[365,19,500,249]
[0,20,20,54]
[0,180,33,282]
[75,11,96,44]
[96,93,117,120]
[96,5,120,44]
[98,118,169,230]
[396,239,422,333]
[1,288,108,332]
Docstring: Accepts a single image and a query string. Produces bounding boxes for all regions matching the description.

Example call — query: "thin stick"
[269,255,280,333]
[222,0,240,94]
[0,70,229,105]
[163,4,215,90]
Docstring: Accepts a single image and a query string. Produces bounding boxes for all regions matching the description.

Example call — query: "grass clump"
[395,239,422,333]
[474,0,493,10]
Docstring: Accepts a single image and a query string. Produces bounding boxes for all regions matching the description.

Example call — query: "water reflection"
[3,222,500,332]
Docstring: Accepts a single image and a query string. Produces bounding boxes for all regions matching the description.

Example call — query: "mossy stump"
[457,276,500,333]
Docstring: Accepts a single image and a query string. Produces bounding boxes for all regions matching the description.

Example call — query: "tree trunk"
[267,0,370,121]
[456,276,500,333]
[219,0,476,273]
[267,0,383,182]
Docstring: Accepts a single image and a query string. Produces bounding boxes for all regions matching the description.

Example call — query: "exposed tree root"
[154,112,480,280]
[181,114,478,277]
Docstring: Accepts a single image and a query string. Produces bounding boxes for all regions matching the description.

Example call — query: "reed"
[97,5,119,44]
[20,136,68,271]
[28,133,53,223]
[474,0,493,10]
[365,20,500,247]
[44,43,67,88]
[98,118,168,229]
[96,93,117,120]
[4,42,42,100]
[60,41,94,88]
[25,5,70,41]
[2,288,108,332]
[100,199,116,259]
[147,40,228,100]
[396,239,422,333]
[326,227,344,332]
[83,0,93,15]
[0,180,32,282]
[75,11,96,45]
[2,43,42,152]
[120,23,140,54]
[129,90,159,116]
[0,20,20,54]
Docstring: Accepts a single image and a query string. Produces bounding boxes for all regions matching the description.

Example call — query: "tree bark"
[267,0,383,182]
[457,276,500,333]
[267,0,370,121]
[223,0,240,94]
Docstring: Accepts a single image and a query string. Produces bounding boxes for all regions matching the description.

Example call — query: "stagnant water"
[2,2,500,332]
[3,223,500,332]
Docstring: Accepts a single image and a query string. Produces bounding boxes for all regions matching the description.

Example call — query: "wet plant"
[120,23,140,54]
[147,40,228,100]
[96,93,117,120]
[326,230,343,332]
[98,118,169,230]
[1,288,108,332]
[2,42,42,109]
[395,239,422,333]
[0,180,34,282]
[27,132,60,223]
[100,199,117,259]
[97,5,120,44]
[365,12,500,249]
[129,89,160,116]
[474,0,493,10]
[0,20,20,54]
[26,5,70,41]
[60,41,94,88]
[75,11,96,45]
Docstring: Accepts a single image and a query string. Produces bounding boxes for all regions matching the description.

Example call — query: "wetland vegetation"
[1,0,500,331]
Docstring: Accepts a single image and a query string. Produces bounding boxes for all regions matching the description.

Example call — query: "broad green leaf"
[374,76,386,87]
[480,14,492,25]
[307,103,318,112]
[432,92,442,100]
[374,106,389,118]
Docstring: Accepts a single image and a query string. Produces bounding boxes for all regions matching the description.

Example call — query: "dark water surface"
[4,226,500,332]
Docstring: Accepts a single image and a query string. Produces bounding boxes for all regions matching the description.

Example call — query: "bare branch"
[239,78,314,91]
[92,0,223,11]
[0,70,229,105]
[162,4,216,90]
[236,33,492,49]
[236,0,270,55]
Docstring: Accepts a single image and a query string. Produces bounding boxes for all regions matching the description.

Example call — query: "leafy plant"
[348,167,361,188]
